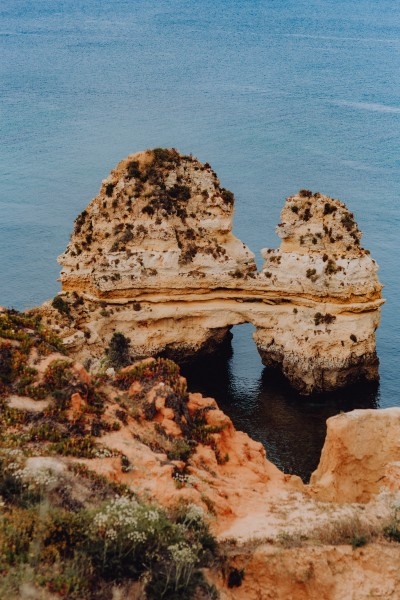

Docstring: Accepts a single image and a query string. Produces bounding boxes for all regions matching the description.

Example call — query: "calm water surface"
[1,0,399,478]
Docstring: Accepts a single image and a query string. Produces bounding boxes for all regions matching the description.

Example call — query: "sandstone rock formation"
[211,543,400,600]
[212,408,400,599]
[310,408,400,502]
[1,309,400,599]
[59,148,257,297]
[38,149,383,393]
[255,190,383,392]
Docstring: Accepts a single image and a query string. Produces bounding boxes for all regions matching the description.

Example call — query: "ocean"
[1,0,399,479]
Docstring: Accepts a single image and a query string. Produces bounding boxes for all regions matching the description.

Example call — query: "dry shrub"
[311,513,380,548]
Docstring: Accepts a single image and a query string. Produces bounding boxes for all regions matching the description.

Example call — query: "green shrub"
[323,202,337,215]
[220,188,234,205]
[169,184,191,201]
[383,506,400,542]
[85,496,216,597]
[74,210,87,234]
[153,148,178,164]
[0,343,13,384]
[52,295,71,317]
[325,258,340,274]
[114,358,185,396]
[50,436,97,458]
[314,312,336,326]
[167,439,193,462]
[0,309,64,355]
[126,159,141,179]
[0,448,217,599]
[306,268,317,280]
[0,452,41,508]
[105,182,115,196]
[0,310,65,399]
[230,269,243,278]
[106,332,131,369]
[384,523,400,542]
[43,360,73,392]
[341,212,355,231]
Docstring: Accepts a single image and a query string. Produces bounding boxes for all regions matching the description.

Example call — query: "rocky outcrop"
[93,368,293,521]
[210,543,400,600]
[53,148,257,363]
[211,407,400,599]
[58,148,257,298]
[2,309,400,599]
[255,190,383,392]
[40,149,383,393]
[310,408,400,502]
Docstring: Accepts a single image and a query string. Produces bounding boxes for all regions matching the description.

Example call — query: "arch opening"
[181,324,380,482]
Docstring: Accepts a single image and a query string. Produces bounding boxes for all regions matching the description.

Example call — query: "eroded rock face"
[210,543,400,600]
[2,310,400,599]
[55,148,257,360]
[310,408,400,503]
[45,150,383,393]
[59,149,257,295]
[255,190,383,393]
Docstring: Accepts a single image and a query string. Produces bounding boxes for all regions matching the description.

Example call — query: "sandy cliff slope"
[1,308,399,598]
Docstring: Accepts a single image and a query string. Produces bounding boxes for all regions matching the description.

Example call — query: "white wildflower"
[95,447,115,458]
[90,496,159,550]
[166,541,200,589]
[168,541,199,565]
[183,503,205,525]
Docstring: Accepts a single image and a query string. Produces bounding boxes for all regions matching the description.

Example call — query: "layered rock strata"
[255,190,383,392]
[43,149,383,393]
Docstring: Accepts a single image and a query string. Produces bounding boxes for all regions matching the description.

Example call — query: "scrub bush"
[106,332,131,369]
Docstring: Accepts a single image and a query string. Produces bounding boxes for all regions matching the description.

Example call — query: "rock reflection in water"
[180,324,379,482]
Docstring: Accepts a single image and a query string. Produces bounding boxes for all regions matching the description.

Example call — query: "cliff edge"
[1,308,399,599]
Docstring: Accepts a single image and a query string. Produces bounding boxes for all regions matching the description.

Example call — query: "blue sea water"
[1,0,400,478]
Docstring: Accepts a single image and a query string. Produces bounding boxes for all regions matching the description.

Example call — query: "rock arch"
[45,149,383,394]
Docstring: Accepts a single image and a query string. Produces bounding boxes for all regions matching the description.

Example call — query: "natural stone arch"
[37,149,383,394]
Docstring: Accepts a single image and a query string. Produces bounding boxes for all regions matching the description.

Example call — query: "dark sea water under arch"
[1,0,399,479]
[181,324,379,481]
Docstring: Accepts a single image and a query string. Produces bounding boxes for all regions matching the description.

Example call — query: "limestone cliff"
[255,189,383,392]
[39,149,383,393]
[58,148,256,298]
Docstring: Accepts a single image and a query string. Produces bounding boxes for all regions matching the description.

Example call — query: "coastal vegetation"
[106,332,131,369]
[0,454,217,599]
[0,308,219,598]
[1,306,400,597]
